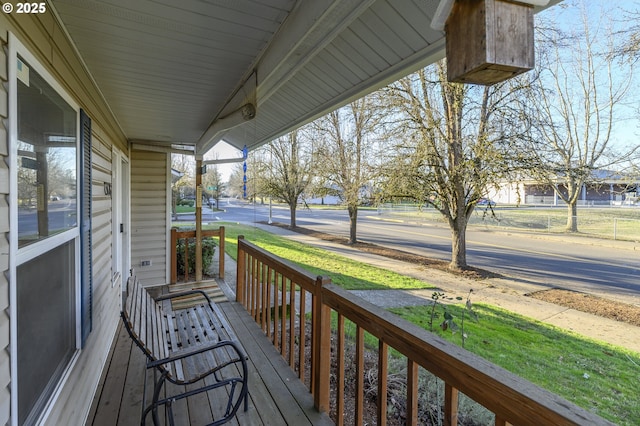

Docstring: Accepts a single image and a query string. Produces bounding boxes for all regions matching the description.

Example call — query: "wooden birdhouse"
[445,0,535,85]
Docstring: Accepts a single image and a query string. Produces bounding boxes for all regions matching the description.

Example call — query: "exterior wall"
[131,150,169,286]
[1,11,127,426]
[44,130,118,426]
[0,29,11,426]
[487,182,525,205]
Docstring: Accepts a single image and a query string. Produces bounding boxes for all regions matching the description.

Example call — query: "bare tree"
[313,96,382,244]
[257,129,314,228]
[381,61,521,271]
[171,154,195,199]
[202,164,224,209]
[517,4,636,231]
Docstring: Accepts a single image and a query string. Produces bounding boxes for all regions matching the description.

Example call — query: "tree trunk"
[347,205,358,244]
[290,202,297,228]
[450,216,468,270]
[566,201,578,232]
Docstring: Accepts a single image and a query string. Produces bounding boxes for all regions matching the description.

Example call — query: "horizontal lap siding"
[131,150,168,286]
[48,128,121,426]
[1,12,127,426]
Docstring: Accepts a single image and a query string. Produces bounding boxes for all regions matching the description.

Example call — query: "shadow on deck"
[86,278,333,425]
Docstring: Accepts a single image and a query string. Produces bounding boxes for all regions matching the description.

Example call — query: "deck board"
[87,297,333,426]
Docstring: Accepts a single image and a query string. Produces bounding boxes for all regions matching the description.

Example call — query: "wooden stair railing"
[171,226,225,283]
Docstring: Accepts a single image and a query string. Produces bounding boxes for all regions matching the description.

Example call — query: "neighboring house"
[488,171,640,206]
[0,2,556,425]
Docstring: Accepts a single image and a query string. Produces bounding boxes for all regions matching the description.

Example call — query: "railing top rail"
[238,236,325,292]
[172,228,222,238]
[321,283,613,426]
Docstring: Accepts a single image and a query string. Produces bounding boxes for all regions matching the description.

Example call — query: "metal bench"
[121,274,249,425]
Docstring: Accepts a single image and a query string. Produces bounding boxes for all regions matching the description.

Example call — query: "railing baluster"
[299,288,306,382]
[252,256,259,320]
[407,359,418,426]
[356,326,364,426]
[280,277,286,358]
[266,267,272,338]
[183,235,189,282]
[273,272,280,350]
[170,228,177,283]
[336,314,345,426]
[445,383,459,426]
[289,280,296,368]
[218,226,225,279]
[377,341,388,426]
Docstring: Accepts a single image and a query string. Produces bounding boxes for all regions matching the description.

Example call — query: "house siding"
[1,12,128,426]
[131,150,169,286]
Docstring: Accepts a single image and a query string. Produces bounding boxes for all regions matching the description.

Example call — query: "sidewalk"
[248,221,640,354]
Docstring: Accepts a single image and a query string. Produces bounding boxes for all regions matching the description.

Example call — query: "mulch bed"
[528,289,640,327]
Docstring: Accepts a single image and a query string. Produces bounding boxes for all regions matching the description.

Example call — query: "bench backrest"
[121,276,172,375]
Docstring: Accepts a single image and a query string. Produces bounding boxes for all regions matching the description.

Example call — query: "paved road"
[181,199,640,304]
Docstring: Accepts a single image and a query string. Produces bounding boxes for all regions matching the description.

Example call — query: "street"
[184,199,640,303]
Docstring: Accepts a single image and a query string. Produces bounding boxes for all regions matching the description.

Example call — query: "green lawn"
[175,205,195,213]
[179,222,433,290]
[178,221,639,424]
[391,303,640,425]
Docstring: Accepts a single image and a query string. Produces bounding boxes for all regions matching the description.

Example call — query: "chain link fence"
[377,203,640,242]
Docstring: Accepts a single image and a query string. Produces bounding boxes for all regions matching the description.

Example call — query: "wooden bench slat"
[191,304,231,370]
[165,312,185,381]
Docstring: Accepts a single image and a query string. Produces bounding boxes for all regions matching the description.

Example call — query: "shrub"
[176,237,217,277]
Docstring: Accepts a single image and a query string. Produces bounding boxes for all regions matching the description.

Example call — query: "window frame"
[8,33,82,426]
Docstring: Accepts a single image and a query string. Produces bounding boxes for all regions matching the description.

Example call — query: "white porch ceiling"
[51,0,553,155]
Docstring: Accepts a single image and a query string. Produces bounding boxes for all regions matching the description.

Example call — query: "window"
[16,55,77,248]
[11,42,82,425]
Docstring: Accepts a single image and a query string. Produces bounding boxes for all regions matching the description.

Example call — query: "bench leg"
[141,369,168,426]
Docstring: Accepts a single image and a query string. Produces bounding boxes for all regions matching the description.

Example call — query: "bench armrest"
[148,339,245,369]
[155,289,212,304]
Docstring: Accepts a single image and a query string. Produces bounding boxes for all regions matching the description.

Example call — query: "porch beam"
[196,0,376,156]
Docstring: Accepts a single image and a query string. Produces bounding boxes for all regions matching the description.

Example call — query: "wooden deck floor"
[86,283,333,425]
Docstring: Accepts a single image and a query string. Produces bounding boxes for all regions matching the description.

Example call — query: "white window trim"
[8,32,82,426]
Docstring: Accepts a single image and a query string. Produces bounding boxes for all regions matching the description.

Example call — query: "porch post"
[195,157,203,281]
[236,236,245,304]
[312,276,331,413]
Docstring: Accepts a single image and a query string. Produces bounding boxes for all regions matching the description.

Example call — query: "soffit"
[51,0,556,155]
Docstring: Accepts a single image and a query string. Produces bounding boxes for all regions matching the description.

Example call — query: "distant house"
[489,171,640,206]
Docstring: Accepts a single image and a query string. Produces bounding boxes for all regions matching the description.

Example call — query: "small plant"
[457,289,478,348]
[428,291,448,332]
[428,289,478,348]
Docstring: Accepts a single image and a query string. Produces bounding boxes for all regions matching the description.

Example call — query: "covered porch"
[87,236,612,425]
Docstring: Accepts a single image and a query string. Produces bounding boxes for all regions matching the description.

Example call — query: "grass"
[391,303,640,425]
[175,205,195,213]
[176,220,639,424]
[177,222,433,290]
